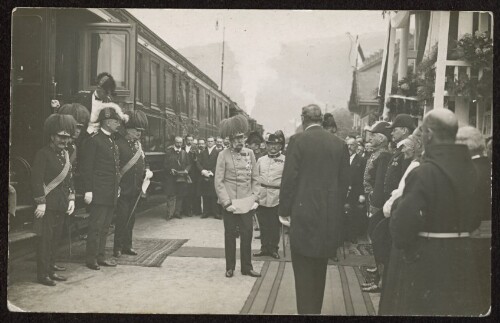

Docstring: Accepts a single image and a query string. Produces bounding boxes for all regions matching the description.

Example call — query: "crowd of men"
[29,72,491,316]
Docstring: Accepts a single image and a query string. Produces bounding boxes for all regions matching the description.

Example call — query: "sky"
[127,9,388,116]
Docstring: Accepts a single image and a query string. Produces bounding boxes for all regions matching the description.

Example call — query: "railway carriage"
[10,8,263,233]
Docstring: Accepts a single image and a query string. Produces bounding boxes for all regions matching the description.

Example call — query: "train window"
[212,98,216,124]
[90,33,127,88]
[195,88,200,120]
[142,116,164,152]
[219,102,223,123]
[165,70,175,108]
[151,61,159,106]
[181,81,187,115]
[137,52,143,101]
[12,15,43,84]
[207,94,211,123]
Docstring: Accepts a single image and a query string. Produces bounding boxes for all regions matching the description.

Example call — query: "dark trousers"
[222,209,254,272]
[256,206,280,253]
[202,196,217,217]
[86,204,115,264]
[346,203,367,241]
[291,249,329,314]
[114,194,137,252]
[36,210,65,279]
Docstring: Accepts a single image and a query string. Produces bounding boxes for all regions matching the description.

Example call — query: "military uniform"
[214,147,259,273]
[80,129,121,266]
[255,151,285,255]
[113,137,146,254]
[32,145,75,282]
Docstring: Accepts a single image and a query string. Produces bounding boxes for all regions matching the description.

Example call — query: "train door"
[77,22,136,110]
[10,9,56,228]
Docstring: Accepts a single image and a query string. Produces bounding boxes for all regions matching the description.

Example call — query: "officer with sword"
[113,109,153,258]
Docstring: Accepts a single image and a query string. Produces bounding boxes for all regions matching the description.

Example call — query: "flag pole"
[220,22,226,91]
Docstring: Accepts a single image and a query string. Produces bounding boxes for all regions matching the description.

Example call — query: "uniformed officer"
[253,133,285,259]
[80,104,127,270]
[32,114,77,286]
[57,103,90,167]
[215,114,261,278]
[383,114,416,200]
[113,110,152,258]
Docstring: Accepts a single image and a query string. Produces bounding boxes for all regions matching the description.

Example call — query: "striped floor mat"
[241,261,379,315]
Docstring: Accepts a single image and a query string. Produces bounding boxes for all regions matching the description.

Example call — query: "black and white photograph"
[7,8,493,316]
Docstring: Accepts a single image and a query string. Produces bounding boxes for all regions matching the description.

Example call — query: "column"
[433,11,451,110]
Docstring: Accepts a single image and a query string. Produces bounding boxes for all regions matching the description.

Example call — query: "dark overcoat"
[163,146,191,196]
[80,130,121,206]
[379,144,483,316]
[196,147,220,197]
[279,125,350,258]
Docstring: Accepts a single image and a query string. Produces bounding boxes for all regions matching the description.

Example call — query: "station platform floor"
[7,203,378,315]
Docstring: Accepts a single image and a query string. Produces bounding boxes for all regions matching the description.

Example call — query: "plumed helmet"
[247,131,264,145]
[58,103,90,127]
[219,114,249,139]
[43,114,77,138]
[91,102,129,124]
[125,109,148,131]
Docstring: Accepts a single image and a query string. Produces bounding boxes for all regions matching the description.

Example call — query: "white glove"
[201,170,209,177]
[145,169,153,179]
[35,204,46,218]
[250,202,259,211]
[67,200,75,215]
[117,187,121,198]
[84,192,93,204]
[279,216,290,227]
[226,205,236,213]
[359,195,366,203]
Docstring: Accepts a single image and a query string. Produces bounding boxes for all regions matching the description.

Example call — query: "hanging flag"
[356,40,365,63]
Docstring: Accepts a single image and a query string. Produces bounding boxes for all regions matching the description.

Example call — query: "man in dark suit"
[279,104,350,314]
[196,136,220,219]
[183,134,201,217]
[345,137,367,244]
[80,106,125,270]
[164,136,191,219]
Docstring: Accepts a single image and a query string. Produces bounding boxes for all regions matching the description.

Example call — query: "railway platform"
[7,202,378,315]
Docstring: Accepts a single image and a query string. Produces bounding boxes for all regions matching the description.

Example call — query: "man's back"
[280,126,349,258]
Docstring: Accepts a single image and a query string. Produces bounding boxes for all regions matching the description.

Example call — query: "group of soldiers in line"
[32,73,152,285]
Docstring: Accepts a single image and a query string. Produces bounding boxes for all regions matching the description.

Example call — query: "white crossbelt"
[418,232,470,238]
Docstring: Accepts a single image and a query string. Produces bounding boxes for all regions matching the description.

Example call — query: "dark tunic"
[196,147,220,197]
[383,147,405,200]
[379,144,483,316]
[79,130,121,206]
[363,148,391,212]
[116,137,146,197]
[31,146,75,236]
[163,146,191,196]
[279,126,350,258]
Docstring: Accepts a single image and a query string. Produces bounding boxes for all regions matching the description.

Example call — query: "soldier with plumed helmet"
[80,104,127,270]
[57,103,90,167]
[214,114,261,278]
[113,109,153,258]
[31,114,77,286]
